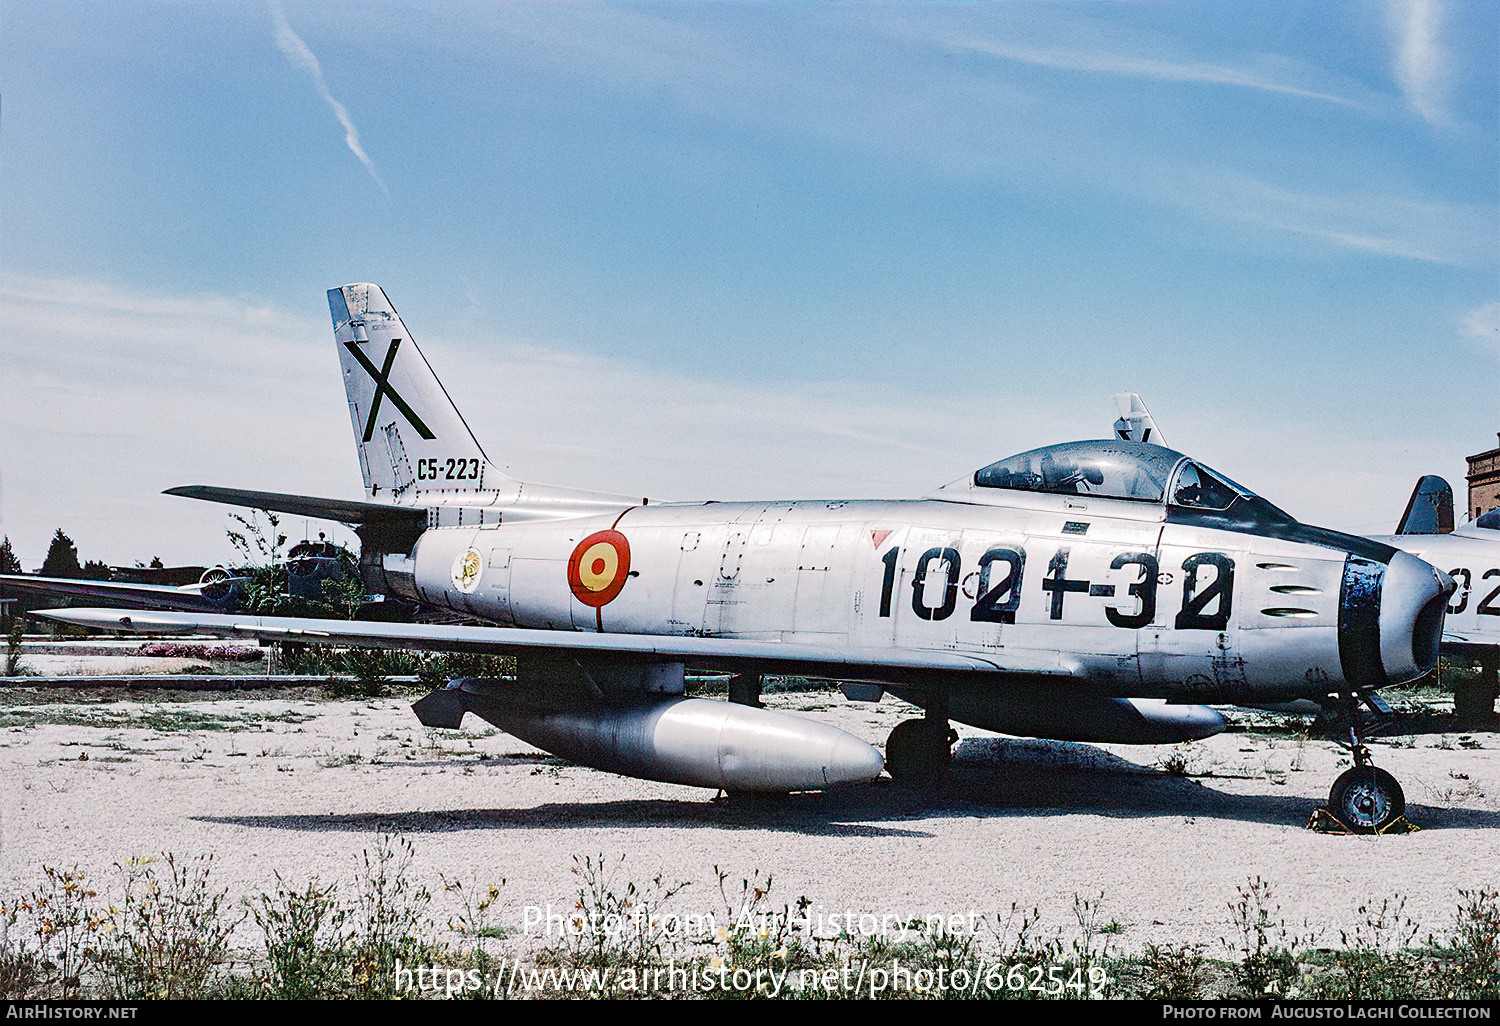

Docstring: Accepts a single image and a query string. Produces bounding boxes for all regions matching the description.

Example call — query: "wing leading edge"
[32,607,1084,683]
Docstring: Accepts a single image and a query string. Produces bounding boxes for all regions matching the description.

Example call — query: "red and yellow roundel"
[567,530,631,608]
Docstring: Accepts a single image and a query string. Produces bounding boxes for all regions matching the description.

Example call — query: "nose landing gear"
[1327,750,1406,833]
[1313,692,1412,834]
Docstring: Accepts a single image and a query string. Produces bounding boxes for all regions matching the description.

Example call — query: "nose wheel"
[1327,753,1406,833]
[1316,692,1410,834]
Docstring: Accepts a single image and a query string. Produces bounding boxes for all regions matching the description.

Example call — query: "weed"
[1437,888,1500,999]
[324,648,394,698]
[104,854,241,999]
[0,944,42,999]
[6,867,109,997]
[1139,943,1212,999]
[566,853,690,979]
[0,706,314,733]
[1226,877,1303,997]
[347,834,433,998]
[4,620,24,677]
[1303,895,1424,1000]
[249,875,349,999]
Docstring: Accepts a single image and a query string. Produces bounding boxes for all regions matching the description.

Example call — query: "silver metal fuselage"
[1372,524,1500,657]
[382,485,1438,706]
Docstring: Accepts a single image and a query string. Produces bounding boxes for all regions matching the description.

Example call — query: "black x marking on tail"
[345,339,436,442]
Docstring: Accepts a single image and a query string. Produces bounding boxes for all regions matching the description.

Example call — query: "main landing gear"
[885,689,958,784]
[1318,692,1408,834]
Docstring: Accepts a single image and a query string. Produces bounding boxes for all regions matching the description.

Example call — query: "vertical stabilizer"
[330,284,508,502]
[1111,393,1166,447]
[329,284,645,516]
[1394,476,1455,535]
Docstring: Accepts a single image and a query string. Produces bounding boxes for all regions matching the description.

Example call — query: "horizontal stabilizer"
[165,485,427,549]
[165,485,428,528]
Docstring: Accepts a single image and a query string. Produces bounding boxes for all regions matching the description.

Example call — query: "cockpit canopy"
[972,440,1266,512]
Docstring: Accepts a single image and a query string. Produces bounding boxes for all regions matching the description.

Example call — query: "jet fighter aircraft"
[1110,393,1499,727]
[19,286,1455,832]
[1374,478,1500,725]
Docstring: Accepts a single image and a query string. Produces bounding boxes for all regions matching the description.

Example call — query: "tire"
[884,720,952,784]
[1328,765,1405,833]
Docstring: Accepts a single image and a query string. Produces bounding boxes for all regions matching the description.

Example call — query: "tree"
[0,536,21,629]
[40,529,83,578]
[226,510,287,567]
[81,559,112,581]
[0,536,20,575]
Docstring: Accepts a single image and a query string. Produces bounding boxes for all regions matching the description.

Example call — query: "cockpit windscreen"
[974,442,1185,502]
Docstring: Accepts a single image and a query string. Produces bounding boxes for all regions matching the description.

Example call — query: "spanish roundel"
[567,530,632,608]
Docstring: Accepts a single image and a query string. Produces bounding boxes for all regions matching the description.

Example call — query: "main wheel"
[884,720,954,784]
[1328,765,1405,833]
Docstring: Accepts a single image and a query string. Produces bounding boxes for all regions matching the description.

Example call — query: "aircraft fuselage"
[382,489,1437,707]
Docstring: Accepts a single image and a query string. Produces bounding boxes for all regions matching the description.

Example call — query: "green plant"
[441,874,505,990]
[4,619,23,677]
[0,899,42,998]
[566,853,689,977]
[348,835,432,998]
[1140,942,1212,999]
[8,866,109,997]
[104,854,242,999]
[249,875,349,999]
[226,510,287,567]
[1226,876,1303,997]
[1439,888,1500,999]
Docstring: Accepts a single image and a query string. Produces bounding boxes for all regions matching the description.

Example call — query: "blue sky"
[1,1,1496,567]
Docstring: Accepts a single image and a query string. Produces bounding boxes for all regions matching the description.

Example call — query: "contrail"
[269,2,388,194]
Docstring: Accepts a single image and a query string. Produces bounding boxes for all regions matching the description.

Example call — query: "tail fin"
[1394,475,1455,535]
[329,283,645,515]
[1111,393,1166,447]
[330,283,500,501]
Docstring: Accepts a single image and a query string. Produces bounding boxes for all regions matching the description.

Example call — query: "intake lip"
[1379,552,1453,683]
[1338,551,1453,690]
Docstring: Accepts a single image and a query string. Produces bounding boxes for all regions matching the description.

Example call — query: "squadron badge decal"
[568,530,632,607]
[452,547,483,594]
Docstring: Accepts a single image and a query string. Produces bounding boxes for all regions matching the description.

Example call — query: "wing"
[0,574,230,613]
[32,607,1084,684]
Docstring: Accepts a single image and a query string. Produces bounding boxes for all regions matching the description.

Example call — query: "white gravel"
[1,689,1496,958]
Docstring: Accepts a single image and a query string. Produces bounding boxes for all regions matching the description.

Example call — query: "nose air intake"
[1338,550,1455,689]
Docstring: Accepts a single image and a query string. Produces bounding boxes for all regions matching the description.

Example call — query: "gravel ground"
[1,685,1496,961]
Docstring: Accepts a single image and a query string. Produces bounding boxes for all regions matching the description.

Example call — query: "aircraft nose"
[1338,550,1453,689]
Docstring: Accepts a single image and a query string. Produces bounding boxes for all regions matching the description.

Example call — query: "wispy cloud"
[1387,0,1451,125]
[1150,168,1495,266]
[946,36,1356,107]
[1461,301,1500,351]
[269,2,388,194]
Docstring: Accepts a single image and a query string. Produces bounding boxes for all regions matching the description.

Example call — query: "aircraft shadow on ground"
[193,737,1500,836]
